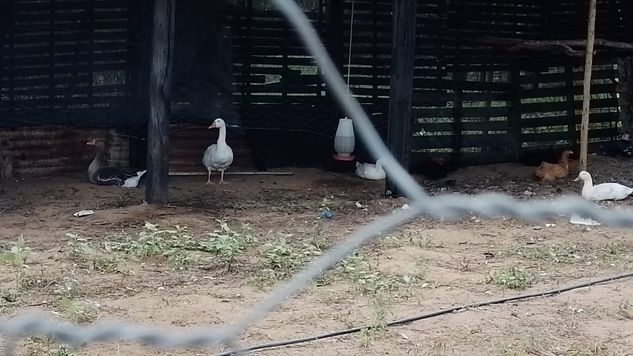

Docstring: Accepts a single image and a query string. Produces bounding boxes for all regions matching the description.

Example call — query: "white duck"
[573,170,633,201]
[86,139,146,188]
[202,118,234,184]
[355,158,386,180]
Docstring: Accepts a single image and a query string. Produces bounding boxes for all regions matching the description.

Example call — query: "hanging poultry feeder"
[333,116,355,161]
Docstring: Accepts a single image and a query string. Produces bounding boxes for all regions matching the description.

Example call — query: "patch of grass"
[0,235,33,297]
[107,222,196,269]
[487,266,534,290]
[198,220,255,270]
[65,234,97,262]
[392,230,443,249]
[53,276,82,299]
[509,241,630,268]
[337,253,411,348]
[498,335,543,356]
[599,242,624,263]
[339,254,401,294]
[359,324,388,348]
[65,234,123,274]
[54,297,98,324]
[508,244,583,264]
[106,221,257,271]
[26,337,74,356]
[617,300,633,320]
[450,255,473,272]
[374,229,444,252]
[566,342,609,356]
[91,256,122,274]
[263,238,299,270]
[261,237,322,279]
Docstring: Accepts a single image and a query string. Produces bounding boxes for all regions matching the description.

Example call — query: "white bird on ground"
[355,158,386,180]
[202,118,234,184]
[573,170,633,201]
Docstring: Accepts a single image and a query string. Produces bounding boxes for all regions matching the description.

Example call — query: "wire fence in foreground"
[3,0,633,354]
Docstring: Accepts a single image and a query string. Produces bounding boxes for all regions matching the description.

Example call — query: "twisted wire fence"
[3,0,633,354]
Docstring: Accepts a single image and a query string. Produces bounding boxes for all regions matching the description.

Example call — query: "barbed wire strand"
[2,0,633,354]
[215,271,633,355]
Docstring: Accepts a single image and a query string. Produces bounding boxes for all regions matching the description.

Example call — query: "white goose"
[202,118,234,184]
[573,170,633,201]
[355,158,386,180]
[86,139,146,188]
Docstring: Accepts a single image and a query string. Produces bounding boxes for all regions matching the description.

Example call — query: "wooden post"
[616,57,633,134]
[326,0,344,118]
[452,71,465,163]
[565,64,577,148]
[145,0,175,204]
[386,0,416,197]
[509,65,522,161]
[579,0,597,171]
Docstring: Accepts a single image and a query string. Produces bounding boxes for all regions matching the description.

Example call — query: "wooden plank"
[414,120,509,133]
[412,133,514,149]
[521,128,616,143]
[8,84,127,96]
[410,151,512,167]
[415,105,511,117]
[145,0,175,205]
[10,31,130,45]
[235,56,317,66]
[521,112,617,128]
[520,97,619,113]
[386,0,416,197]
[8,41,128,55]
[520,83,615,98]
[519,68,617,83]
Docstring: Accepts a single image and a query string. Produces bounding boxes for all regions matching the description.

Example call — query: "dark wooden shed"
[1,0,632,200]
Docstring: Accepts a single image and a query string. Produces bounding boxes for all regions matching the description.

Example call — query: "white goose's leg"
[206,169,213,185]
[218,170,227,184]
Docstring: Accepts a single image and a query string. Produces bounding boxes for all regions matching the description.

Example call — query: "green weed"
[198,220,255,270]
[487,266,534,290]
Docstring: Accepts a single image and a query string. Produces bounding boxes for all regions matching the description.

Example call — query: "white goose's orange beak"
[208,124,216,129]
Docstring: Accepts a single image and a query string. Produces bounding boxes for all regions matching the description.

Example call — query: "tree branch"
[481,36,633,56]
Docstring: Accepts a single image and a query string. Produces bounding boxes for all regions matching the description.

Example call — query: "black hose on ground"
[215,272,633,355]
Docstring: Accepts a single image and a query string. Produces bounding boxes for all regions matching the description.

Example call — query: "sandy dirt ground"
[1,154,633,356]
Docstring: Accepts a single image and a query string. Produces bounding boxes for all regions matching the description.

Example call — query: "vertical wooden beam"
[565,64,577,148]
[128,0,153,170]
[509,65,522,161]
[371,0,379,113]
[145,0,175,204]
[452,71,465,163]
[579,0,597,171]
[386,0,416,197]
[316,0,324,101]
[326,0,344,117]
[243,0,253,113]
[616,57,633,134]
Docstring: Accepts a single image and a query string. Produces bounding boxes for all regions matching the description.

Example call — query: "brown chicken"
[533,149,574,181]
